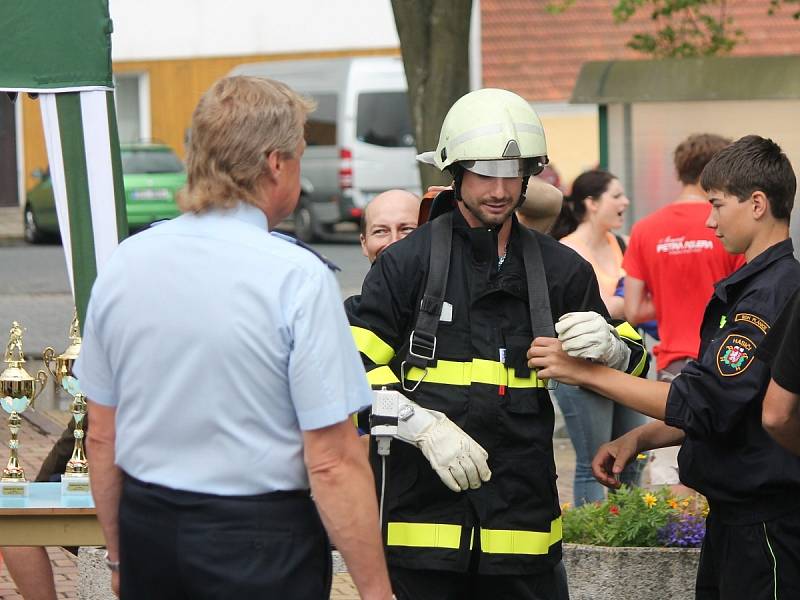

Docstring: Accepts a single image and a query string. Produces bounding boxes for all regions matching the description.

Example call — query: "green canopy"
[1,0,128,330]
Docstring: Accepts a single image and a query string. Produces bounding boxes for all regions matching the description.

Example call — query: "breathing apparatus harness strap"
[402,211,453,391]
[402,207,556,392]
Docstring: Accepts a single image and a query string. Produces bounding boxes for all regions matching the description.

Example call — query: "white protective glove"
[395,395,491,492]
[555,311,631,371]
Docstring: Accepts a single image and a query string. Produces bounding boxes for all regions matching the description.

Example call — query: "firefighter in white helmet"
[347,88,648,599]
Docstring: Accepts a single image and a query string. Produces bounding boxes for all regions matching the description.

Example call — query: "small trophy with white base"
[0,322,48,497]
[43,312,90,495]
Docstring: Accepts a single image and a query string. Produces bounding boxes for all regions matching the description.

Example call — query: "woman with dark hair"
[551,170,628,318]
[551,169,646,505]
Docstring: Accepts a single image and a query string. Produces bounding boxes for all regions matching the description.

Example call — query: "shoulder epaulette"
[271,231,341,272]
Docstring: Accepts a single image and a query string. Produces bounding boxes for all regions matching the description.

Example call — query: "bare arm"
[528,337,670,419]
[304,420,392,600]
[592,421,685,488]
[603,293,626,320]
[624,276,656,325]
[762,379,800,455]
[86,400,121,596]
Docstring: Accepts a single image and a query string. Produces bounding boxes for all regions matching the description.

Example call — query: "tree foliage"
[547,0,799,58]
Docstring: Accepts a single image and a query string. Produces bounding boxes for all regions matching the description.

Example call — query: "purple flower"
[657,514,706,548]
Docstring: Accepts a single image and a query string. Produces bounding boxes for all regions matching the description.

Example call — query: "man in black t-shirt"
[758,289,800,455]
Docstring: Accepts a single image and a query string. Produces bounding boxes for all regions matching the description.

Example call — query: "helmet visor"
[462,157,545,178]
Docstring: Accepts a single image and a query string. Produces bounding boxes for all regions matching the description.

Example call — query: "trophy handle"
[42,347,56,379]
[31,369,49,407]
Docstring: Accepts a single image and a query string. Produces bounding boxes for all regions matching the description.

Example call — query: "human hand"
[111,571,120,597]
[417,415,492,492]
[556,312,630,369]
[394,395,491,491]
[526,337,586,385]
[591,432,640,489]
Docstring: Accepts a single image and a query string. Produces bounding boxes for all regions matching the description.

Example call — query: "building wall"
[109,0,400,61]
[606,99,800,243]
[18,0,402,200]
[20,47,399,193]
[536,105,599,190]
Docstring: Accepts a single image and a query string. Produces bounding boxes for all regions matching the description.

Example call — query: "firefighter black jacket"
[347,207,648,575]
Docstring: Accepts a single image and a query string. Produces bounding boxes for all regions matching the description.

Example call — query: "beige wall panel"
[20,48,399,195]
[539,113,599,190]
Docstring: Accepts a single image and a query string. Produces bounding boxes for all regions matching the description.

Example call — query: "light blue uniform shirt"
[74,202,373,495]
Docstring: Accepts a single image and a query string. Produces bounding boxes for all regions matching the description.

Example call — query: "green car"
[24,143,186,244]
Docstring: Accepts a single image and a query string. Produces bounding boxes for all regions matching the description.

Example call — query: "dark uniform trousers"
[119,474,331,600]
[696,509,800,600]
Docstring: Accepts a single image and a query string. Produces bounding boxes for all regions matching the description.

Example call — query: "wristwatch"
[103,550,120,572]
[398,404,415,422]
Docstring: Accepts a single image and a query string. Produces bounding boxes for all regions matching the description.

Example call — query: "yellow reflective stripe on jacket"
[480,517,562,555]
[615,322,647,377]
[367,365,400,387]
[350,326,395,365]
[615,322,642,342]
[387,522,462,549]
[405,358,547,388]
[386,518,562,554]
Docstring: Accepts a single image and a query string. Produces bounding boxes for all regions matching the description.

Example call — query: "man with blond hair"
[76,76,392,599]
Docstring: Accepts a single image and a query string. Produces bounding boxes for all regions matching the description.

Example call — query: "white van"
[230,57,421,241]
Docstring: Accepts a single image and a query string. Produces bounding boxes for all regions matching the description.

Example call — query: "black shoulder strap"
[520,227,555,339]
[404,211,453,371]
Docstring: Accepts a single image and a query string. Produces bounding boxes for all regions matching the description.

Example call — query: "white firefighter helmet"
[417,88,548,178]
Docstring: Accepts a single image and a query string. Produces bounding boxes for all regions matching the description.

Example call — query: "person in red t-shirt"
[623,133,744,489]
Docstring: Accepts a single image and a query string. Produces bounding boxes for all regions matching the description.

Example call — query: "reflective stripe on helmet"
[447,121,544,154]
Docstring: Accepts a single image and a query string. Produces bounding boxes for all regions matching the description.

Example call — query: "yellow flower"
[643,492,658,508]
[667,498,679,509]
[681,499,690,508]
[561,502,571,511]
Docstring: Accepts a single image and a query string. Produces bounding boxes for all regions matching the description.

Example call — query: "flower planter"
[562,543,700,600]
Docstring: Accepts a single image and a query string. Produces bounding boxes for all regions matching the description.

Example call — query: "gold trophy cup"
[0,321,48,496]
[43,312,90,495]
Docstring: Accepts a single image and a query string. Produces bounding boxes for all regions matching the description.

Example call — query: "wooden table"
[0,482,104,546]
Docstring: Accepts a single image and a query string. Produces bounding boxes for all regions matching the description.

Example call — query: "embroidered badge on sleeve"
[733,313,770,334]
[717,334,756,377]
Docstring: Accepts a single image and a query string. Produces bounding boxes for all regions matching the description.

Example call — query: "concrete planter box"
[78,548,350,599]
[79,545,699,600]
[563,543,700,600]
[78,547,116,600]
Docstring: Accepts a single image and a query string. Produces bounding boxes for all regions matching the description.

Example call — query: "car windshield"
[121,149,184,174]
[356,92,414,148]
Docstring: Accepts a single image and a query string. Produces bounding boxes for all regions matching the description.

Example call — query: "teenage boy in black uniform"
[529,134,800,599]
